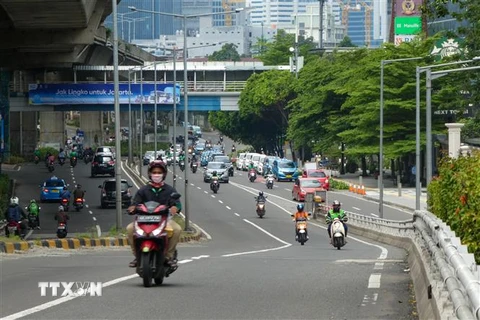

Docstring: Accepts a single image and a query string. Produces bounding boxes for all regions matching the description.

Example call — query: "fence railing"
[317,204,479,320]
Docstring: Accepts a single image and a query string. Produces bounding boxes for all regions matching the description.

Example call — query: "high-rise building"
[104,0,182,40]
[248,0,319,27]
[426,2,467,36]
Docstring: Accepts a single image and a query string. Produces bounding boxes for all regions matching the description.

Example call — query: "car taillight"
[92,162,98,166]
[76,198,83,202]
[108,161,115,165]
[43,189,49,193]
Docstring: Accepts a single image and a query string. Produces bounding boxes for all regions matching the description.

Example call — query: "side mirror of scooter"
[170,192,181,200]
[308,212,312,216]
[290,214,294,217]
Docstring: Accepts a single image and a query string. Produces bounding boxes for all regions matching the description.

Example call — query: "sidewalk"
[335,173,428,211]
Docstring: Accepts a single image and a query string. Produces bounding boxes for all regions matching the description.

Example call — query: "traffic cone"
[349,183,353,192]
[354,185,358,194]
[360,185,366,195]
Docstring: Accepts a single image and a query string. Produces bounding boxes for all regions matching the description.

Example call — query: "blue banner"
[28,83,181,105]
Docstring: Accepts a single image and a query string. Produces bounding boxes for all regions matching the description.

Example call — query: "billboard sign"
[395,35,416,46]
[395,0,420,16]
[430,37,466,61]
[395,16,422,35]
[28,83,181,106]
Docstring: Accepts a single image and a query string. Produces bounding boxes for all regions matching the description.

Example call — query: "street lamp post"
[379,57,423,218]
[128,69,133,164]
[128,5,244,232]
[172,47,178,189]
[139,68,144,177]
[318,0,325,49]
[112,0,122,230]
[154,61,158,158]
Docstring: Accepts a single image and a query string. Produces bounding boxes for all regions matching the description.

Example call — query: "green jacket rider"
[248,162,254,170]
[326,200,348,240]
[70,150,77,158]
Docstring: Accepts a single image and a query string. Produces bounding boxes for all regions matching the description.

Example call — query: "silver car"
[203,162,229,183]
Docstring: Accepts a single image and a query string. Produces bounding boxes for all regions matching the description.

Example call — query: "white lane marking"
[222,219,291,257]
[373,293,378,304]
[352,206,361,211]
[226,206,231,210]
[197,187,201,190]
[204,190,208,194]
[284,188,290,191]
[190,183,194,186]
[234,212,240,217]
[88,211,93,214]
[230,181,296,205]
[85,204,89,208]
[211,195,215,198]
[191,255,210,260]
[218,200,223,204]
[96,225,102,237]
[92,217,97,221]
[368,274,382,288]
[371,213,379,217]
[178,212,213,241]
[178,259,193,264]
[374,262,385,270]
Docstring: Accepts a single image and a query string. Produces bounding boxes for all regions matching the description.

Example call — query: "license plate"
[57,226,66,230]
[137,215,162,223]
[100,164,106,167]
[286,175,292,178]
[52,189,59,193]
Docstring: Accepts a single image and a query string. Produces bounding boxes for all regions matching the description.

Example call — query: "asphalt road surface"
[1,147,416,319]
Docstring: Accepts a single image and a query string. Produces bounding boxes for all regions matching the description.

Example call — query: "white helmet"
[58,205,64,212]
[10,197,19,205]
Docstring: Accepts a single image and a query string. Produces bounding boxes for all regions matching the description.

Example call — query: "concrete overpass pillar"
[80,112,103,148]
[39,111,64,149]
[10,111,37,156]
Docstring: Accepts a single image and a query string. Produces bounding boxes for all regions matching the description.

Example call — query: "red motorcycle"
[132,193,181,287]
[74,198,84,212]
[61,198,69,211]
[248,169,257,182]
[5,221,23,238]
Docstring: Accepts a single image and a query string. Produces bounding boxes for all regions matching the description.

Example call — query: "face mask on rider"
[151,174,164,184]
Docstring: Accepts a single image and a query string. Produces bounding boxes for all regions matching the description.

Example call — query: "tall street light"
[318,0,326,49]
[379,57,423,218]
[129,6,245,232]
[414,57,479,209]
[112,0,122,230]
[128,68,133,164]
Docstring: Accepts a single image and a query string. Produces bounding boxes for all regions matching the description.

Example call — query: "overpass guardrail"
[315,205,479,320]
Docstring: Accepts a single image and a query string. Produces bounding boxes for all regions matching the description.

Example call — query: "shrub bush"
[0,174,11,219]
[4,156,25,164]
[37,147,59,160]
[427,150,480,264]
[329,178,350,190]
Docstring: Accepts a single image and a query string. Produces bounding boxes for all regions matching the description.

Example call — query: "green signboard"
[394,16,422,35]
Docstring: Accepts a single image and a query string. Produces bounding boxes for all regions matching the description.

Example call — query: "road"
[1,136,416,319]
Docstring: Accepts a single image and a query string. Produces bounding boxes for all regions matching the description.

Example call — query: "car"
[292,178,326,202]
[272,159,299,182]
[194,142,206,154]
[302,169,330,190]
[143,151,155,165]
[91,154,115,177]
[203,162,229,183]
[95,146,115,158]
[192,125,202,138]
[213,155,234,176]
[39,176,68,202]
[98,179,133,209]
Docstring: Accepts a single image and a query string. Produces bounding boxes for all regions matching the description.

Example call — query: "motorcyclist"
[55,205,70,231]
[248,161,255,171]
[190,153,198,168]
[126,161,182,268]
[255,191,266,203]
[34,148,41,161]
[27,199,41,229]
[292,203,309,239]
[58,149,66,162]
[73,184,85,200]
[69,148,77,159]
[178,151,186,162]
[60,187,71,207]
[326,200,348,244]
[231,144,236,153]
[4,197,27,237]
[210,170,219,186]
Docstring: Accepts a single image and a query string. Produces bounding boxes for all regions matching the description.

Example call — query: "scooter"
[210,177,220,194]
[292,215,311,245]
[27,213,39,229]
[266,174,274,189]
[132,193,181,287]
[248,169,256,182]
[57,222,67,238]
[179,160,185,172]
[47,161,55,172]
[61,198,69,212]
[255,197,267,218]
[59,157,65,166]
[228,166,234,177]
[74,198,84,212]
[331,217,348,250]
[191,162,198,174]
[34,156,39,164]
[84,154,92,164]
[70,157,77,168]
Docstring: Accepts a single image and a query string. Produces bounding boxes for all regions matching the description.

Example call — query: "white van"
[243,152,257,171]
[236,153,246,170]
[256,154,268,174]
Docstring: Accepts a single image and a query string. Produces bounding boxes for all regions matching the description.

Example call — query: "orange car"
[292,178,326,202]
[302,169,330,190]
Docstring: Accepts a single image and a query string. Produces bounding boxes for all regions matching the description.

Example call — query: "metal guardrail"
[317,204,479,320]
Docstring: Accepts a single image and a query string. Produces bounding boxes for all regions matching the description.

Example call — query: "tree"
[209,70,296,153]
[208,43,241,61]
[338,36,356,47]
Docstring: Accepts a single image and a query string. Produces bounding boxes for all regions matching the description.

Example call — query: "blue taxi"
[39,176,68,202]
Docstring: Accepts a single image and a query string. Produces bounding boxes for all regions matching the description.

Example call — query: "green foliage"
[208,43,241,61]
[0,174,11,219]
[427,151,480,264]
[462,115,480,140]
[37,147,59,159]
[329,178,350,190]
[108,225,127,237]
[338,36,356,47]
[5,156,25,164]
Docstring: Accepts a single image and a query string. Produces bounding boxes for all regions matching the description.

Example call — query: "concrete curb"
[0,230,203,254]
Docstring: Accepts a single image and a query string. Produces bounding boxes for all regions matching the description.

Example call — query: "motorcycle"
[61,198,69,212]
[84,154,92,164]
[294,217,309,245]
[179,160,185,172]
[210,177,220,194]
[47,161,55,172]
[34,156,39,164]
[266,174,274,189]
[255,197,267,218]
[191,162,198,173]
[70,157,77,168]
[59,157,65,166]
[228,166,234,177]
[132,193,181,287]
[57,222,67,238]
[27,212,40,229]
[5,220,24,238]
[74,198,84,212]
[331,217,348,250]
[248,169,257,182]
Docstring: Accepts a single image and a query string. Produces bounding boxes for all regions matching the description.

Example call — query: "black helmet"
[297,204,304,211]
[148,160,168,180]
[212,170,217,176]
[259,191,264,197]
[333,200,341,211]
